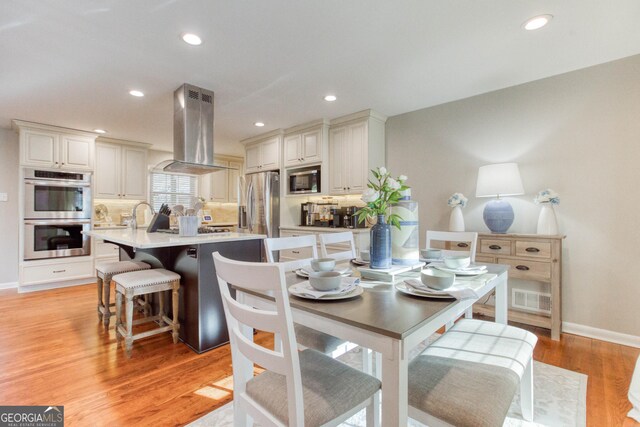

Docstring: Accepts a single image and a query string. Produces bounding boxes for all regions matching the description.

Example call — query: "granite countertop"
[84,228,265,249]
[280,225,370,234]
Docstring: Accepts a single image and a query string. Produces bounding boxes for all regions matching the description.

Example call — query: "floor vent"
[512,288,551,314]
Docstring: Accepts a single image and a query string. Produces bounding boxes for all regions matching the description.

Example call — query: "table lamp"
[475,163,524,233]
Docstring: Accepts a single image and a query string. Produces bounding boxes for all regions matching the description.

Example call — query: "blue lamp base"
[483,199,514,233]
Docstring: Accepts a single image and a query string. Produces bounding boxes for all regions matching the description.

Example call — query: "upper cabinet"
[283,120,328,168]
[94,138,149,200]
[199,156,244,203]
[328,110,387,196]
[242,130,283,174]
[14,121,96,171]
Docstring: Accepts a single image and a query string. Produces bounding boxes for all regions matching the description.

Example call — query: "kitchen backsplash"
[94,200,238,225]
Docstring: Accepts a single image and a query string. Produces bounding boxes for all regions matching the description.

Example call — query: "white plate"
[394,282,455,299]
[429,263,488,276]
[295,267,353,278]
[350,258,369,266]
[288,282,364,300]
[419,257,443,263]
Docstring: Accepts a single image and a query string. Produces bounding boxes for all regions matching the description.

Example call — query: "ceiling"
[1,1,640,152]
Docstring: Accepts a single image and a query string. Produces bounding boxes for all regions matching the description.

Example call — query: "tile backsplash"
[94,200,238,226]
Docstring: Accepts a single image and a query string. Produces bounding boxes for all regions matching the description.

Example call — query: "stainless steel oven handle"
[25,180,91,188]
[23,220,91,226]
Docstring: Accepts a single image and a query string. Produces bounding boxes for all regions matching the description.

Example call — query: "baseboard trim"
[563,321,640,349]
[0,281,18,290]
[19,280,94,293]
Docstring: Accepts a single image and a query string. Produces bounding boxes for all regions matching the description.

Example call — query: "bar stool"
[96,260,151,327]
[113,269,181,357]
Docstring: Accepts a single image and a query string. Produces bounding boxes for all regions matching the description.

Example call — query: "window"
[149,172,198,212]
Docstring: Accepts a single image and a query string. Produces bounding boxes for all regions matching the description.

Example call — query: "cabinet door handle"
[61,162,65,166]
[292,250,300,254]
[515,265,530,271]
[122,194,126,197]
[53,269,66,273]
[489,244,502,250]
[525,247,540,253]
[457,243,469,248]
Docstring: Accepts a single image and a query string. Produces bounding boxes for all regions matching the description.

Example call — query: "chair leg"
[158,290,165,326]
[125,295,134,357]
[115,291,122,343]
[143,294,151,317]
[103,276,112,327]
[96,276,104,321]
[172,284,180,344]
[365,393,380,427]
[362,347,372,375]
[521,359,534,421]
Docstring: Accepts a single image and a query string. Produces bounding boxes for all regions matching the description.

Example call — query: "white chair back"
[425,230,478,262]
[318,231,357,263]
[264,235,318,272]
[212,252,304,426]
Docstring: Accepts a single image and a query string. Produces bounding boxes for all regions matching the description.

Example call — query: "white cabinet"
[15,121,96,171]
[279,229,370,261]
[95,140,148,200]
[328,110,386,196]
[20,257,94,286]
[94,238,121,263]
[242,131,283,173]
[284,122,326,168]
[199,156,244,203]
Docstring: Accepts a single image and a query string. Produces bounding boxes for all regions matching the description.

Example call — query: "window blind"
[149,172,198,212]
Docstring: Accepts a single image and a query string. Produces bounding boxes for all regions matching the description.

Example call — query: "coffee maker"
[344,206,367,229]
[301,202,316,226]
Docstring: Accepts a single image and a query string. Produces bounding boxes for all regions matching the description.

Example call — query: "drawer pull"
[489,244,502,250]
[525,247,540,253]
[515,265,530,271]
[457,243,469,248]
[292,250,300,254]
[53,269,66,273]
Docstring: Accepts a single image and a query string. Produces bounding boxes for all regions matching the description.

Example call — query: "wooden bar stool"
[95,260,150,327]
[113,269,181,357]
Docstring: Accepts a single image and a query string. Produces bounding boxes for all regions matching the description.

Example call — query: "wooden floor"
[0,283,638,427]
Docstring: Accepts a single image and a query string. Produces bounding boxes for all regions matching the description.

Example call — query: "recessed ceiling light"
[94,129,107,134]
[182,33,202,46]
[129,90,144,97]
[254,122,265,127]
[324,95,337,102]
[523,14,553,31]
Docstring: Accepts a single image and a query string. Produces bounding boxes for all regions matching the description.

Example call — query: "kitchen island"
[84,229,265,353]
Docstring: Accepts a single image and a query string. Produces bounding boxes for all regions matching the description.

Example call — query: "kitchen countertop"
[280,225,370,234]
[84,228,265,249]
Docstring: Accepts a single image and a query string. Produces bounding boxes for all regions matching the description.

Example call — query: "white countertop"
[84,228,266,249]
[280,226,370,234]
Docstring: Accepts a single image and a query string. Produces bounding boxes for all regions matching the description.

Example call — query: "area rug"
[188,344,587,427]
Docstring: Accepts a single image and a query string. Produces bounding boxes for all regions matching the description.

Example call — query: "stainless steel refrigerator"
[239,171,280,240]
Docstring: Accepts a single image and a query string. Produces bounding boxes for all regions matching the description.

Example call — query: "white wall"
[0,128,19,286]
[386,54,640,338]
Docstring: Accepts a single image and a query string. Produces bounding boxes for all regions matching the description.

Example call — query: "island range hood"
[155,83,231,175]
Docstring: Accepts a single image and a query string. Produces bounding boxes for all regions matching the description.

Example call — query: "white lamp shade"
[475,163,524,198]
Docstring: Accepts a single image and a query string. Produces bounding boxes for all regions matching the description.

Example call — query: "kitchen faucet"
[130,201,156,230]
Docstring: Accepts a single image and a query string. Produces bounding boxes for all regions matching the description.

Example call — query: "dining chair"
[213,252,381,427]
[318,231,357,263]
[408,319,536,426]
[425,230,479,326]
[263,236,366,362]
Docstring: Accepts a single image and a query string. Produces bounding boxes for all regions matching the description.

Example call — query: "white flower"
[447,192,468,208]
[534,188,560,205]
[378,166,387,176]
[387,177,401,190]
[361,188,379,203]
[398,175,408,182]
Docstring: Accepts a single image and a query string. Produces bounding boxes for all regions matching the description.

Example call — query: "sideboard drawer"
[498,257,551,281]
[475,255,495,264]
[515,241,551,259]
[280,246,314,260]
[480,239,512,255]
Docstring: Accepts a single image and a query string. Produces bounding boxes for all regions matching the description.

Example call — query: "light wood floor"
[0,283,638,427]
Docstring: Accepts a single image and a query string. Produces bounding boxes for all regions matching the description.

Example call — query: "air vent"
[202,93,212,104]
[188,90,199,100]
[512,288,551,314]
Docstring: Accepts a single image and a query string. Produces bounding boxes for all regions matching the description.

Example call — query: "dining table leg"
[380,339,408,426]
[494,272,508,324]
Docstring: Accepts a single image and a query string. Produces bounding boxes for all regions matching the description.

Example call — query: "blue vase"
[370,214,392,269]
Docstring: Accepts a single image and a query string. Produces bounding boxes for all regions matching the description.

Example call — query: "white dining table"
[235,264,509,426]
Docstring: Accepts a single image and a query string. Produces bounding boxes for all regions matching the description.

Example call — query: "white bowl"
[421,269,455,290]
[443,255,471,269]
[359,250,370,262]
[309,271,342,291]
[420,248,442,259]
[310,258,336,272]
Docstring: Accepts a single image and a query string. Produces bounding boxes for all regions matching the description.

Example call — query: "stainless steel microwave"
[288,167,320,195]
